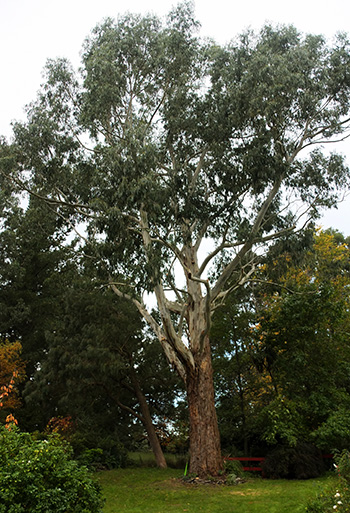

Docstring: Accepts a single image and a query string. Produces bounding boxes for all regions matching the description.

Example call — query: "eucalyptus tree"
[4,3,350,475]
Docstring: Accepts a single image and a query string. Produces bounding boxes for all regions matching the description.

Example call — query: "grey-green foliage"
[10,7,350,292]
[5,2,350,411]
[5,2,350,477]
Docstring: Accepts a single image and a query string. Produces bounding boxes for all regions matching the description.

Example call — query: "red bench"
[225,454,334,473]
[224,456,265,472]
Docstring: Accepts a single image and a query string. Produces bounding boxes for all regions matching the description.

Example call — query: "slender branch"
[257,225,297,245]
[198,241,238,277]
[91,378,145,422]
[213,260,257,309]
[4,172,95,215]
[211,172,284,301]
[111,395,145,422]
[146,87,168,130]
[186,275,212,353]
[189,148,207,195]
[293,115,350,156]
[250,278,318,295]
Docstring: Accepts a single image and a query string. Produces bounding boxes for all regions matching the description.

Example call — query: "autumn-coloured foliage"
[4,414,18,431]
[251,229,350,448]
[46,415,75,439]
[0,340,26,411]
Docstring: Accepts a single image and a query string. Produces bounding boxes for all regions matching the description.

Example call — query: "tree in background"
[252,229,350,450]
[0,195,74,377]
[4,3,350,475]
[25,274,182,468]
[0,340,26,423]
[0,169,180,467]
[210,284,258,456]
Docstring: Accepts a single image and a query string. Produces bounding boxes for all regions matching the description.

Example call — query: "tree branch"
[211,173,285,301]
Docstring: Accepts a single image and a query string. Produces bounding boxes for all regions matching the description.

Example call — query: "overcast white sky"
[1,0,350,233]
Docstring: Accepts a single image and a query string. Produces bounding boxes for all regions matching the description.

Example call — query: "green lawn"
[96,468,336,513]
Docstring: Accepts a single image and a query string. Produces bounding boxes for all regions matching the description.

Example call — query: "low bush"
[224,459,245,478]
[71,431,128,469]
[306,450,350,512]
[262,443,325,479]
[0,425,104,513]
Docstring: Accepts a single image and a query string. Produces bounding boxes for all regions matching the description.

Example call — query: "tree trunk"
[140,399,167,469]
[130,368,167,469]
[186,339,223,477]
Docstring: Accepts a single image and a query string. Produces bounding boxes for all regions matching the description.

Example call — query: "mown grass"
[96,467,336,513]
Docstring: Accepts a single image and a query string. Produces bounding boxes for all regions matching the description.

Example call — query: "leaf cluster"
[0,426,104,513]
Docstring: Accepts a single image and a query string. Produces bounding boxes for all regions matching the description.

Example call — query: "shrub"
[224,459,245,478]
[0,425,104,513]
[71,431,128,469]
[262,443,325,479]
[306,451,350,512]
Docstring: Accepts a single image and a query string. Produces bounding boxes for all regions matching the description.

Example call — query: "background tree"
[0,339,26,422]
[0,167,181,466]
[253,229,350,450]
[211,285,257,456]
[25,273,182,468]
[4,4,350,475]
[0,195,73,374]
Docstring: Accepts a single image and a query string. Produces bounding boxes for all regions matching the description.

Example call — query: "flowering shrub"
[0,425,104,513]
[306,451,350,512]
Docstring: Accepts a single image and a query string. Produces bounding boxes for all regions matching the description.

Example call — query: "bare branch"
[187,274,212,353]
[3,172,94,215]
[109,280,187,381]
[213,260,257,309]
[189,148,207,195]
[250,278,318,295]
[139,207,195,372]
[211,173,284,301]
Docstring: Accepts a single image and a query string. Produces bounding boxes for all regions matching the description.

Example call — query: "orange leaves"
[0,340,26,413]
[46,416,75,439]
[0,371,19,406]
[5,413,18,430]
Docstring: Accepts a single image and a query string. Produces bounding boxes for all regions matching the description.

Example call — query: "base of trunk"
[187,346,222,477]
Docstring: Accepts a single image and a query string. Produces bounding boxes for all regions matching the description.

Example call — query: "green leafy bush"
[224,459,245,478]
[262,443,325,479]
[71,431,128,469]
[306,450,350,512]
[0,425,104,513]
[312,408,350,452]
